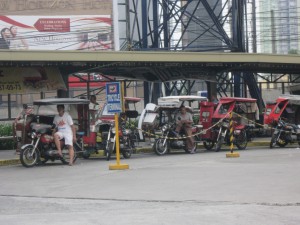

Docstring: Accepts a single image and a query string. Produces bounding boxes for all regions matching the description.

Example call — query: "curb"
[0,141,273,166]
[0,159,20,166]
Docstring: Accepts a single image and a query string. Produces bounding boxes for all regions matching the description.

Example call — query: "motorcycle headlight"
[31,132,37,139]
[161,124,170,132]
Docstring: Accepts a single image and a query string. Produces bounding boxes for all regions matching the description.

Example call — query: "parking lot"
[1,146,300,225]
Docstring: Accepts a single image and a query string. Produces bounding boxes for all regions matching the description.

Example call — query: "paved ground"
[1,146,300,225]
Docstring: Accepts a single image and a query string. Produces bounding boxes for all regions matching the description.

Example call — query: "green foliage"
[0,124,14,150]
[126,119,138,129]
[288,49,298,54]
[193,115,199,125]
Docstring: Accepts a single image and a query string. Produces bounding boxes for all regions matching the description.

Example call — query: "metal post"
[226,111,240,158]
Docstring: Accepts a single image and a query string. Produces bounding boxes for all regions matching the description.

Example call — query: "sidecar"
[199,97,259,150]
[264,95,300,126]
[138,95,207,154]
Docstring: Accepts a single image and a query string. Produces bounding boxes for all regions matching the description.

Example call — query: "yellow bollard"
[226,112,240,158]
[109,113,129,170]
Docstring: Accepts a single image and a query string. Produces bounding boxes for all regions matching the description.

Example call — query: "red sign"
[34,18,70,32]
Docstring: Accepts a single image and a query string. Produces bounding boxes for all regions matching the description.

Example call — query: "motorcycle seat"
[194,124,203,129]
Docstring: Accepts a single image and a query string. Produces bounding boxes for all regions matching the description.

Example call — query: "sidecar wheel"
[203,141,215,150]
[82,152,91,159]
[154,139,169,155]
[61,146,77,164]
[20,146,40,168]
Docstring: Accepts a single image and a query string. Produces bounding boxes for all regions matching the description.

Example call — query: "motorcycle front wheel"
[270,133,278,148]
[20,146,40,168]
[60,146,78,165]
[106,142,114,161]
[215,136,224,152]
[235,130,248,150]
[154,139,169,155]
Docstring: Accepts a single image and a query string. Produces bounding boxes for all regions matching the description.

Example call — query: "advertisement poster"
[0,15,112,50]
[0,67,66,94]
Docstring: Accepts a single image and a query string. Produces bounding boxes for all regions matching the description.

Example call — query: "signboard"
[0,67,66,94]
[106,82,122,113]
[0,15,112,50]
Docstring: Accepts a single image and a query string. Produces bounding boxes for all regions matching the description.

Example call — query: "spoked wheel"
[106,142,114,161]
[203,141,215,150]
[122,139,133,159]
[235,130,248,150]
[215,136,224,152]
[122,148,132,159]
[60,146,77,165]
[154,139,169,156]
[20,146,40,168]
[277,139,288,147]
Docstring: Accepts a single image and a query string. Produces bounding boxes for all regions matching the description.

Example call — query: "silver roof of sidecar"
[33,98,90,105]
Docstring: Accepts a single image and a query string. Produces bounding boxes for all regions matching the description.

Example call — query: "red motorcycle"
[20,122,76,167]
[19,98,90,168]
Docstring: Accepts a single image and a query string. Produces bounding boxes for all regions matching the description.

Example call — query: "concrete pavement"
[1,146,300,225]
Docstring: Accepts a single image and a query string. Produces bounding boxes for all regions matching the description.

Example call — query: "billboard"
[0,67,66,94]
[0,15,112,50]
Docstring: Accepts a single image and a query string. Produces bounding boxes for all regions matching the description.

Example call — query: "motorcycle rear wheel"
[203,141,215,150]
[20,146,40,168]
[235,130,248,150]
[154,139,169,155]
[122,149,132,159]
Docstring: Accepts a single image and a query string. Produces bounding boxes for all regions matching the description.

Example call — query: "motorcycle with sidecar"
[19,98,91,167]
[264,95,300,148]
[139,95,207,155]
[199,97,259,152]
[90,97,141,160]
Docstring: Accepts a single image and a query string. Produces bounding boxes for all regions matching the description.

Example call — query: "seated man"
[175,105,196,153]
[53,105,76,166]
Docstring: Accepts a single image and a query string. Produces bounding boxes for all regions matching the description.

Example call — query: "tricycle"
[139,95,207,155]
[18,98,90,167]
[199,97,259,152]
[90,97,142,160]
[264,95,300,148]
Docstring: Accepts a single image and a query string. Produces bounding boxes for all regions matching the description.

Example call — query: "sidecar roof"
[157,95,207,108]
[33,98,90,105]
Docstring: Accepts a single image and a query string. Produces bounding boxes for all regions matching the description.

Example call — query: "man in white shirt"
[53,105,76,166]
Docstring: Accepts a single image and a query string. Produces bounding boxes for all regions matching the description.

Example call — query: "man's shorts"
[55,132,73,146]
